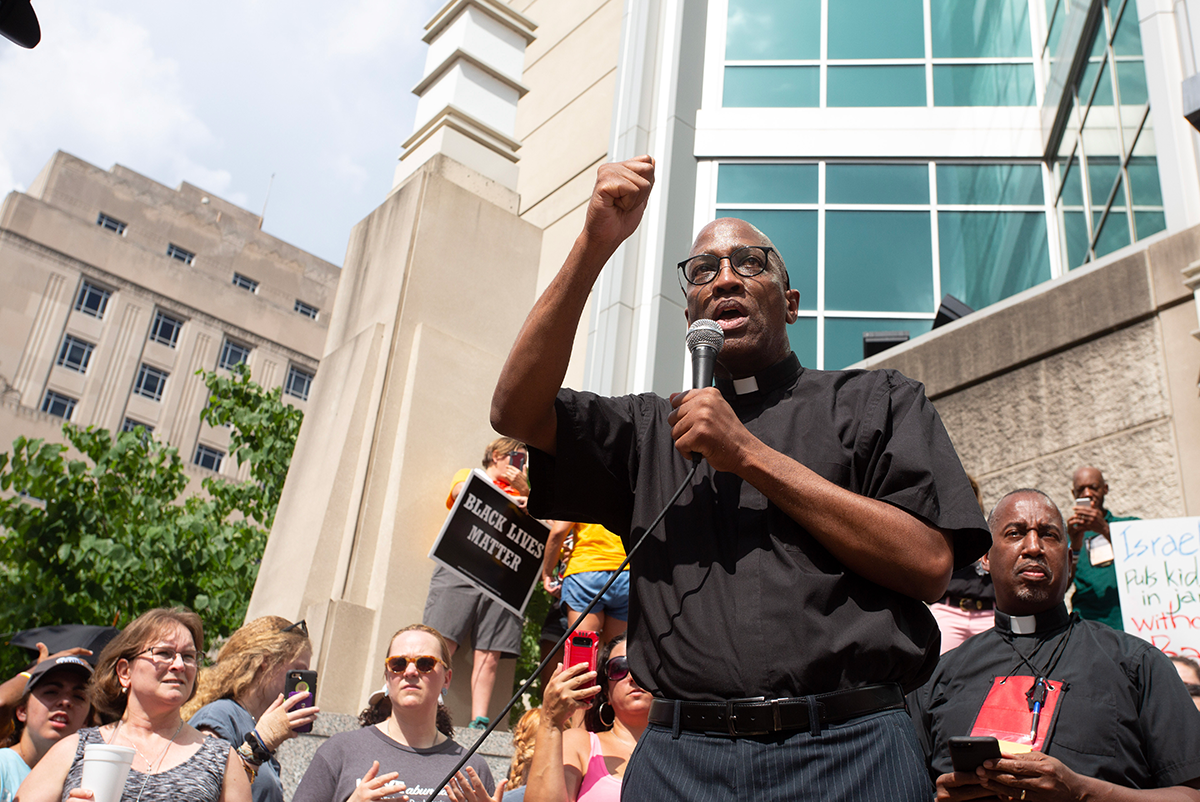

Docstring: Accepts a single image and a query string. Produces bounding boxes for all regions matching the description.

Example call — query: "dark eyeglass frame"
[676,246,775,290]
[604,655,630,683]
[384,654,444,674]
[280,620,309,638]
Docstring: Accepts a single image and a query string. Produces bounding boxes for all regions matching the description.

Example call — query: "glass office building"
[580,0,1197,391]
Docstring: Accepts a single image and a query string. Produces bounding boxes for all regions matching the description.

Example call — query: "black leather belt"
[647,683,906,737]
[938,594,993,611]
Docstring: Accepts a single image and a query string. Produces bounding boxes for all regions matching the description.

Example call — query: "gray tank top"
[62,727,228,802]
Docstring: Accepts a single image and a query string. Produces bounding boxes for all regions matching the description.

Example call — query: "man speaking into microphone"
[491,156,989,801]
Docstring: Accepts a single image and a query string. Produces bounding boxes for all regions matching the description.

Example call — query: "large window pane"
[1134,211,1166,240]
[827,165,929,204]
[824,317,934,370]
[1063,211,1090,268]
[717,164,818,204]
[1045,0,1066,57]
[931,0,1032,57]
[937,164,1044,205]
[1057,153,1084,206]
[726,0,820,59]
[1114,60,1148,106]
[1093,206,1131,257]
[828,0,924,58]
[934,64,1036,105]
[827,66,925,107]
[724,67,819,107]
[825,211,934,312]
[1086,157,1121,206]
[789,317,818,369]
[1080,57,1114,106]
[1110,0,1143,56]
[1126,156,1162,206]
[939,212,1051,310]
[724,209,819,310]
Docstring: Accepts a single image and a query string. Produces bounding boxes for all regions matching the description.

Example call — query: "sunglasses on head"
[385,654,443,674]
[605,655,630,682]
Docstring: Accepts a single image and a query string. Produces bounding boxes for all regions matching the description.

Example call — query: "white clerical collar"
[994,603,1072,635]
[732,376,759,395]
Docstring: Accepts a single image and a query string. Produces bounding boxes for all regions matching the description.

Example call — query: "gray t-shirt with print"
[292,725,493,802]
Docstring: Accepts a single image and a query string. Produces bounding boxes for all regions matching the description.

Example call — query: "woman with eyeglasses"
[292,624,498,802]
[523,634,648,802]
[183,617,318,802]
[16,607,251,802]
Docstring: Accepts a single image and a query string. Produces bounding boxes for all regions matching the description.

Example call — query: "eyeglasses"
[280,620,309,637]
[384,655,443,674]
[604,655,630,683]
[677,246,775,288]
[137,647,198,668]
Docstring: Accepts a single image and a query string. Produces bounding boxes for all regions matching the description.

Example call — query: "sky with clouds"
[0,0,445,266]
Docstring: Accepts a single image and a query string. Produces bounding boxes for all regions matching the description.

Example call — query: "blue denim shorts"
[561,570,630,621]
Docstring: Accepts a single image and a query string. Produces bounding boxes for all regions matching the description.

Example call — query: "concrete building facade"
[0,151,340,482]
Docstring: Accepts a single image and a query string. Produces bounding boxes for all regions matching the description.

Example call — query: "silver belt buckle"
[725,696,766,736]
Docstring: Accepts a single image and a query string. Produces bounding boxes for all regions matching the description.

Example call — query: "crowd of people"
[4,154,1200,802]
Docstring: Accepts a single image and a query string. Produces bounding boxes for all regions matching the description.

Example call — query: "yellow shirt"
[563,523,628,575]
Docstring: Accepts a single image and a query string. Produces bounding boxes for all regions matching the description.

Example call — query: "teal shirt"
[1072,509,1140,630]
[0,747,31,802]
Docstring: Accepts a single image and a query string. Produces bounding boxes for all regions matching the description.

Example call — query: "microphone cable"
[426,458,700,800]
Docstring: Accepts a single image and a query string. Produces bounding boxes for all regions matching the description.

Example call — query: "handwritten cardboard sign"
[1112,517,1200,659]
[428,469,549,617]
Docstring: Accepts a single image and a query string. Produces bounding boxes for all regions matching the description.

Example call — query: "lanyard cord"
[1000,612,1078,682]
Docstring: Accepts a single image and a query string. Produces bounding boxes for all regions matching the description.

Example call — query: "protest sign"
[1112,516,1200,659]
[428,469,549,616]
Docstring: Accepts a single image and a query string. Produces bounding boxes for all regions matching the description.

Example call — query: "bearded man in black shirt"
[911,489,1200,801]
[492,156,990,801]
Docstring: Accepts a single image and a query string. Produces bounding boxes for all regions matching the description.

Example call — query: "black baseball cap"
[26,656,94,690]
[0,0,40,49]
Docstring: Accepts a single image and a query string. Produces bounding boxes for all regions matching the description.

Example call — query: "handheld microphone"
[686,319,724,389]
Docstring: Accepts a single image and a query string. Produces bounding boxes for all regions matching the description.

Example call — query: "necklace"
[112,718,185,772]
[110,718,185,802]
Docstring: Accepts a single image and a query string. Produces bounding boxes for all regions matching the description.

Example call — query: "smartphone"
[1074,497,1091,508]
[509,451,527,471]
[285,670,318,733]
[563,630,598,688]
[949,736,1001,773]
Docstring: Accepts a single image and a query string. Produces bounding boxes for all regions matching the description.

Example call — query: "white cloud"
[0,3,236,200]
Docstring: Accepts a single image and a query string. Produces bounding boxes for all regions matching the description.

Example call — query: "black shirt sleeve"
[857,371,990,569]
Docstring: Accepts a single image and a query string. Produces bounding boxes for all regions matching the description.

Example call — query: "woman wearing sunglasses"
[292,624,497,802]
[523,634,649,802]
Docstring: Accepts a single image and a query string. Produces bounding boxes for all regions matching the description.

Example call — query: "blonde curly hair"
[182,616,310,719]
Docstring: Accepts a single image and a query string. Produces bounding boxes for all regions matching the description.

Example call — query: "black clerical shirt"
[528,352,989,702]
[911,604,1200,789]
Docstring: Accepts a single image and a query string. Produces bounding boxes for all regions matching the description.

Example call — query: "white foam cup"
[81,743,136,802]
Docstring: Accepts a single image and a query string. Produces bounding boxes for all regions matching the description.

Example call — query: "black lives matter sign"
[428,470,549,616]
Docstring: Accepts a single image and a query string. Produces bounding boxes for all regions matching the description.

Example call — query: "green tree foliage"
[0,364,301,671]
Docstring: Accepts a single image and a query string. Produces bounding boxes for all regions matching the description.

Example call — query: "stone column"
[247,0,540,728]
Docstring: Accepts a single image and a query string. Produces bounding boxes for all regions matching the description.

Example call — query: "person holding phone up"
[910,489,1200,801]
[1066,466,1140,631]
[185,616,318,802]
[523,634,650,802]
